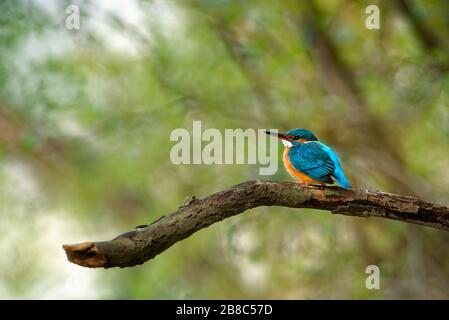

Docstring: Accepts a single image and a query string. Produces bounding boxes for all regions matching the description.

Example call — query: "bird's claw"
[306,183,326,189]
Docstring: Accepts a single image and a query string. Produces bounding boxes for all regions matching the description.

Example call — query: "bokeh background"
[1,0,449,299]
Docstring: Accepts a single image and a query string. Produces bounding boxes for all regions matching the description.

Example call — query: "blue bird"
[266,128,351,189]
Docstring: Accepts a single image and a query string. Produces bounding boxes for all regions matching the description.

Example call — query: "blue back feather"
[315,142,351,189]
[289,141,351,189]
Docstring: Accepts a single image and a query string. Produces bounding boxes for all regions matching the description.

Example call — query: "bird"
[266,128,351,189]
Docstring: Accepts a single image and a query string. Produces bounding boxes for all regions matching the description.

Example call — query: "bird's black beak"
[265,130,292,141]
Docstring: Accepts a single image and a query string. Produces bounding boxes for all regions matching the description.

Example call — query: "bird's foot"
[307,183,326,189]
[293,181,325,189]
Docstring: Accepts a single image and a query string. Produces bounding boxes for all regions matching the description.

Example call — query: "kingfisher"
[266,128,351,189]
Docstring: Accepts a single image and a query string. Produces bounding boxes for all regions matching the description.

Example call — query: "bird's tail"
[316,141,351,189]
[332,168,351,189]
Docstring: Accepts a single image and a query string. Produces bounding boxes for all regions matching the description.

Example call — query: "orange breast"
[283,147,322,184]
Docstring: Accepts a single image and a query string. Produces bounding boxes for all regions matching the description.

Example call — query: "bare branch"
[63,181,449,269]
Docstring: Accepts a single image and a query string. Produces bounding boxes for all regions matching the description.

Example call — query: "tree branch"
[63,181,449,268]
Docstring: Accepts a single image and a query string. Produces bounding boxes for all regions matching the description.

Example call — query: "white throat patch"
[282,140,293,147]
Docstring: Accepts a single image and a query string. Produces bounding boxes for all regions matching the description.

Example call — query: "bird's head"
[265,128,318,147]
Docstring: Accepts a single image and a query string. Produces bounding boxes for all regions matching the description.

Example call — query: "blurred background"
[1,0,449,299]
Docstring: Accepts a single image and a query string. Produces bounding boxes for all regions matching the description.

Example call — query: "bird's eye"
[293,135,300,140]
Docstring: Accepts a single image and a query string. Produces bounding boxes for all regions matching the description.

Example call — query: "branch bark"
[63,180,449,268]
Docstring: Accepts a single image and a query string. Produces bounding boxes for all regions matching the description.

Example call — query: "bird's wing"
[315,142,351,189]
[289,142,335,182]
